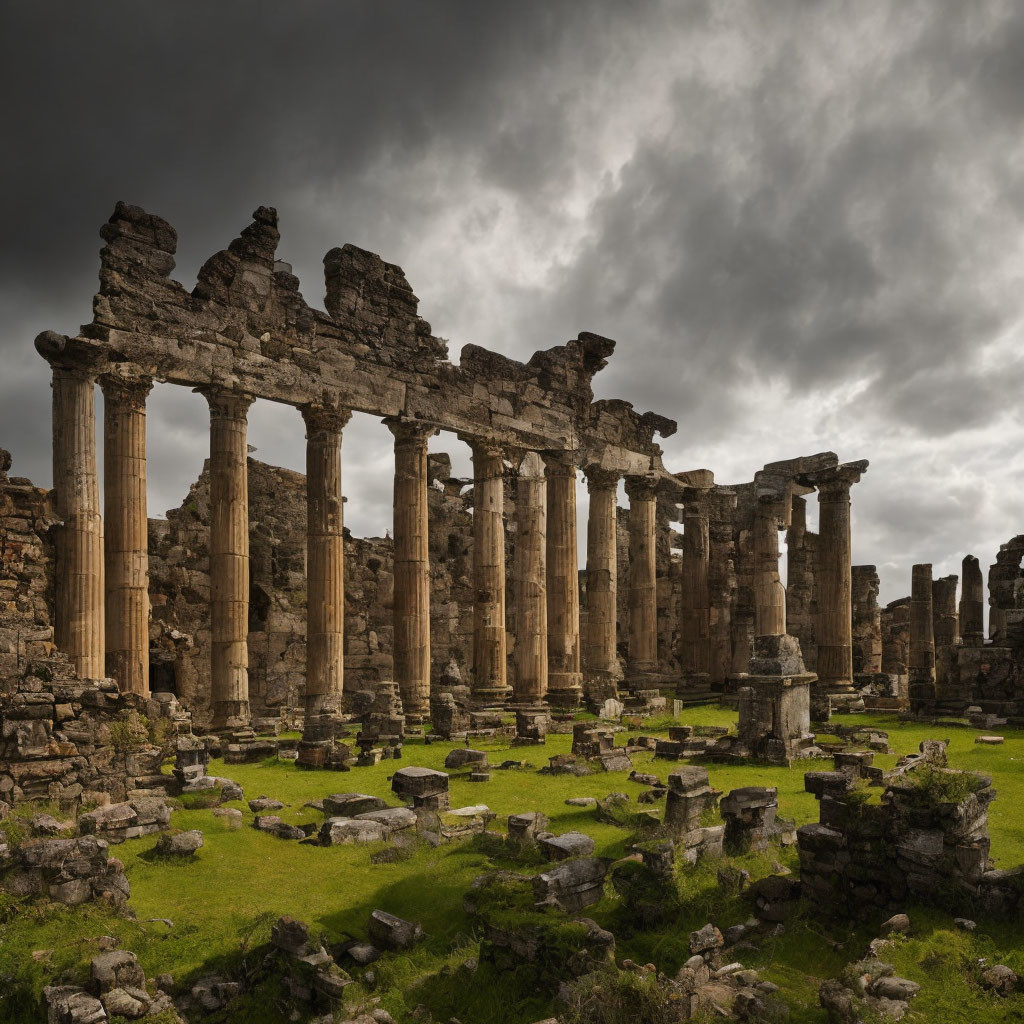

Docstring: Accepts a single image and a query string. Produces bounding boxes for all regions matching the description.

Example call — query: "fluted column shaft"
[206,390,253,730]
[389,419,433,717]
[471,441,510,703]
[960,555,985,647]
[679,490,711,678]
[303,406,350,719]
[752,500,786,637]
[625,476,658,677]
[909,563,935,712]
[514,452,547,703]
[544,452,582,705]
[816,479,854,689]
[51,366,104,679]
[583,467,621,695]
[102,377,152,695]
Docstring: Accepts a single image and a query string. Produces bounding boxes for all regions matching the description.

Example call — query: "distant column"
[752,498,786,637]
[625,475,659,679]
[302,405,350,724]
[932,576,959,649]
[908,563,935,713]
[583,466,621,699]
[514,452,547,704]
[389,419,434,719]
[102,376,153,696]
[815,468,861,690]
[205,389,254,730]
[470,440,510,704]
[50,364,105,679]
[544,452,582,706]
[678,487,711,687]
[960,555,985,647]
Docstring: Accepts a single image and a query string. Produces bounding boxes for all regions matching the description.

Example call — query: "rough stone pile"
[663,766,725,863]
[719,786,794,853]
[1,834,130,906]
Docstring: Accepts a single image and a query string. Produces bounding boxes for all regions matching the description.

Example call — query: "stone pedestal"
[908,563,936,714]
[544,452,581,706]
[389,420,434,718]
[205,389,253,730]
[302,406,350,726]
[49,363,105,680]
[514,452,547,704]
[960,554,985,647]
[470,441,510,704]
[583,466,621,702]
[625,475,658,682]
[102,376,152,695]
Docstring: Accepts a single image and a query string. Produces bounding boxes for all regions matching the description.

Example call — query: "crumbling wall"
[851,565,882,674]
[881,598,910,678]
[0,450,164,814]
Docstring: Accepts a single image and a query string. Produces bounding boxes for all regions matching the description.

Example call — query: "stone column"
[960,555,985,647]
[811,463,865,691]
[302,405,351,724]
[470,440,510,704]
[205,389,253,730]
[50,365,105,679]
[514,452,547,704]
[543,452,582,706]
[909,563,935,713]
[708,489,737,687]
[752,498,786,637]
[388,419,434,719]
[679,487,712,688]
[583,466,621,700]
[625,475,659,680]
[102,376,152,696]
[851,565,882,674]
[932,576,959,649]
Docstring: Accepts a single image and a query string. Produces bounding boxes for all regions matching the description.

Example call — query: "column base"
[675,672,717,705]
[212,700,250,732]
[546,671,583,708]
[470,686,512,708]
[582,671,620,706]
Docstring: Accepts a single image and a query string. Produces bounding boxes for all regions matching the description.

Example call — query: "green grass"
[4,707,1024,1023]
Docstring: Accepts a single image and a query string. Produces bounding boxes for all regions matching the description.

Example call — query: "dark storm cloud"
[2,0,1023,602]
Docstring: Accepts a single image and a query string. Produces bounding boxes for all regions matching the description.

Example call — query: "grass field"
[3,706,1024,1023]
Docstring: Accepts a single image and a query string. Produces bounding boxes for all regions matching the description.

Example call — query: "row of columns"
[46,359,665,726]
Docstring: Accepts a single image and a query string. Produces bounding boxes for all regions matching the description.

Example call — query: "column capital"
[624,473,659,501]
[99,373,153,410]
[199,386,254,421]
[583,464,621,492]
[515,450,546,479]
[800,459,869,498]
[681,485,714,514]
[541,450,578,479]
[384,417,436,444]
[35,331,107,378]
[302,403,352,435]
[464,436,507,462]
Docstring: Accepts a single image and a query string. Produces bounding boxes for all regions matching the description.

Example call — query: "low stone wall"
[796,765,1023,917]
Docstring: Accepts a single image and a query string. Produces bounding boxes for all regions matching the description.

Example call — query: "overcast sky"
[3,1,1024,607]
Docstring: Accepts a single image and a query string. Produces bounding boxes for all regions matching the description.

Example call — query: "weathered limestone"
[752,498,786,638]
[544,452,582,706]
[47,356,105,680]
[389,419,434,718]
[933,573,959,698]
[805,463,866,692]
[909,564,936,713]
[514,452,547,704]
[679,486,712,693]
[205,389,254,729]
[101,375,152,695]
[625,475,658,680]
[785,494,818,674]
[302,405,350,724]
[851,565,882,675]
[583,466,621,700]
[470,441,510,704]
[960,554,985,647]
